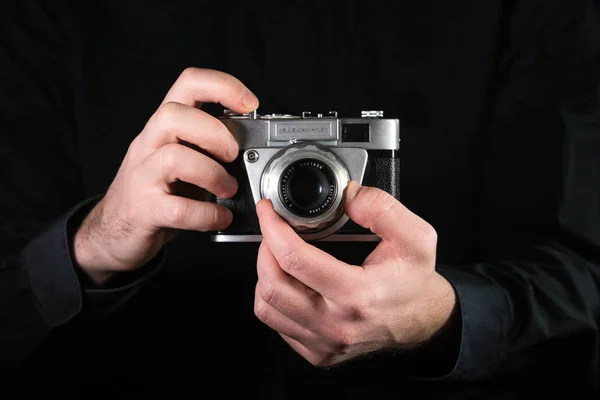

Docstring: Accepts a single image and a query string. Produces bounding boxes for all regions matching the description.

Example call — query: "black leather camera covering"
[214,157,259,234]
[337,154,400,235]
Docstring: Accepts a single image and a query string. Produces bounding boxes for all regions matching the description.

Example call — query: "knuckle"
[197,204,215,228]
[340,282,382,321]
[259,282,280,307]
[199,205,226,230]
[127,136,142,155]
[345,293,373,321]
[208,207,221,229]
[213,120,228,138]
[156,101,184,127]
[254,302,270,324]
[372,189,396,213]
[179,67,199,81]
[166,201,190,227]
[158,144,179,172]
[279,248,301,274]
[353,187,398,225]
[330,325,359,349]
[423,223,438,246]
[417,222,438,256]
[214,122,236,150]
[341,300,368,323]
[204,161,224,187]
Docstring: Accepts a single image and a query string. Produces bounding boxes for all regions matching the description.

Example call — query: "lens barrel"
[260,143,350,234]
[279,159,337,218]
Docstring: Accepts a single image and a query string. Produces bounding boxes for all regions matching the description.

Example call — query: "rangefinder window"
[342,123,370,143]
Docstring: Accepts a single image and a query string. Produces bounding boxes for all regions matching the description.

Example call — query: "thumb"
[344,181,434,245]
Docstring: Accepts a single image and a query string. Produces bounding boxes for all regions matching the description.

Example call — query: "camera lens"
[260,142,352,236]
[279,159,337,218]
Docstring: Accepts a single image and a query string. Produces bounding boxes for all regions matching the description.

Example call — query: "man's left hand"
[254,181,457,367]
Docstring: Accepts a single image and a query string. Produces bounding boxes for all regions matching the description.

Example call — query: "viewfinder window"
[341,124,370,142]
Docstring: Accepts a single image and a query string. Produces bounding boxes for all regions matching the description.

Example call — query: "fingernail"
[227,176,238,196]
[256,201,264,217]
[225,208,234,223]
[241,89,259,109]
[346,181,361,201]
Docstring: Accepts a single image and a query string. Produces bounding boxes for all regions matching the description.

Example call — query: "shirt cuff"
[23,199,89,329]
[430,265,512,381]
[23,196,166,329]
[65,196,166,319]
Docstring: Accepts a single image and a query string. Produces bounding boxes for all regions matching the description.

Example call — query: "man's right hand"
[73,68,259,285]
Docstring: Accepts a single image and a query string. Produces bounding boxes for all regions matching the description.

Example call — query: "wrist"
[76,264,115,287]
[71,202,118,286]
[413,273,457,346]
[398,274,462,378]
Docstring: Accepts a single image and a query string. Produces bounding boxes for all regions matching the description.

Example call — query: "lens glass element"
[279,159,337,218]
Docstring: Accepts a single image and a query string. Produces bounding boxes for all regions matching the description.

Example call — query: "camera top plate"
[221,109,384,120]
[219,108,399,150]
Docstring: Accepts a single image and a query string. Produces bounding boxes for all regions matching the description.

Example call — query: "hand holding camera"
[71,67,454,360]
[202,81,454,365]
[72,68,259,285]
[254,183,456,367]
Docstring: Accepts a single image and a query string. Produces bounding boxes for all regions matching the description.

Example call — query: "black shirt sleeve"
[0,1,162,366]
[413,0,600,384]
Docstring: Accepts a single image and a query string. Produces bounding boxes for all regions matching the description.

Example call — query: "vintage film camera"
[210,109,400,242]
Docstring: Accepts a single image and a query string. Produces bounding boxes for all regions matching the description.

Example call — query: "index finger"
[256,199,362,298]
[161,68,259,113]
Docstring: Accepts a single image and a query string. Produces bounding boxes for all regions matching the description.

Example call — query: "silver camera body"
[210,109,400,242]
